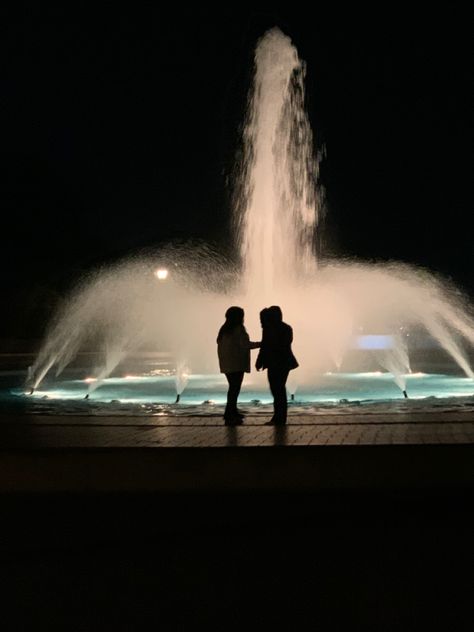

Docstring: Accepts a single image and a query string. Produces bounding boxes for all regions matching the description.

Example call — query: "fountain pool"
[3,351,474,417]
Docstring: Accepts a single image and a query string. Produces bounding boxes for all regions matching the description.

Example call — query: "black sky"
[0,7,472,339]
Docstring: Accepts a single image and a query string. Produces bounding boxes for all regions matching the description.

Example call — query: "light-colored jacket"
[217,327,255,373]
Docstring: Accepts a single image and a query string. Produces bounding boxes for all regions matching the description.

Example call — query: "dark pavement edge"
[1,444,473,493]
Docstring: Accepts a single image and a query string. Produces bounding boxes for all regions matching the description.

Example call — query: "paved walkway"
[0,410,473,448]
[0,410,473,493]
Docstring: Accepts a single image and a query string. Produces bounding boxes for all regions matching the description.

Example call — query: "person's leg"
[233,372,244,416]
[268,368,289,424]
[224,372,244,421]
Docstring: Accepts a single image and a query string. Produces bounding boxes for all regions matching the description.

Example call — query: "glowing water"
[236,28,321,299]
[11,370,474,416]
[28,27,474,401]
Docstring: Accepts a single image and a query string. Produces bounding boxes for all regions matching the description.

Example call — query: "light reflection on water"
[3,371,474,417]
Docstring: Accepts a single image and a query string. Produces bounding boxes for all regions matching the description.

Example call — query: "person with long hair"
[256,305,298,425]
[217,306,260,425]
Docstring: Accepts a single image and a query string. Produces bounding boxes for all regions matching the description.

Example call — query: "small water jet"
[26,27,473,406]
[175,361,190,403]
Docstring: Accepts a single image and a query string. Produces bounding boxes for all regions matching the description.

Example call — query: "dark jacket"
[255,321,299,371]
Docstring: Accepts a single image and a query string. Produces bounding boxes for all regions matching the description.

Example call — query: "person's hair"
[266,305,283,324]
[217,306,245,341]
[259,307,270,327]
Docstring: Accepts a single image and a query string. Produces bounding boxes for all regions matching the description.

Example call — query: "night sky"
[1,7,471,341]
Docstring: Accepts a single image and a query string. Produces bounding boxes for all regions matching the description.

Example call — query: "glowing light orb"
[154,268,169,280]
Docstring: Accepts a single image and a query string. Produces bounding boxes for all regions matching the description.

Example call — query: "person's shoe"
[226,409,245,420]
[224,416,243,426]
[264,418,286,426]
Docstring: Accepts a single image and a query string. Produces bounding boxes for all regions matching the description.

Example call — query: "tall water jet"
[236,27,323,302]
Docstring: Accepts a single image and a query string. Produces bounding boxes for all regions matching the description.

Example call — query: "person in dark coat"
[217,306,261,425]
[256,305,298,425]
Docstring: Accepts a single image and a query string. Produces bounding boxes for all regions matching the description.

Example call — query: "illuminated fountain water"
[24,27,474,410]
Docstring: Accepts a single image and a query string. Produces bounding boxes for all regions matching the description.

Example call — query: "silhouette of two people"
[256,306,298,425]
[217,305,298,426]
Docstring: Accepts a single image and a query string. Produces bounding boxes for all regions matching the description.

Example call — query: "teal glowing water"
[5,371,474,416]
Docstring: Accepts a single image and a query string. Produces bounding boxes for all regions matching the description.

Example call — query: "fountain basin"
[2,367,473,417]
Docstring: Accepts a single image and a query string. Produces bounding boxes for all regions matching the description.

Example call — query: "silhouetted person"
[256,305,298,425]
[217,306,260,425]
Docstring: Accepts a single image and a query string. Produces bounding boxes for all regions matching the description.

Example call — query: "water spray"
[26,366,35,395]
[175,361,189,405]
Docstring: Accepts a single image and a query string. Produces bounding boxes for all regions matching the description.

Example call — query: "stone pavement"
[0,410,473,493]
[1,410,474,448]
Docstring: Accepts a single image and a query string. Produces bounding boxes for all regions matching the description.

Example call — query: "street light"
[155,268,169,280]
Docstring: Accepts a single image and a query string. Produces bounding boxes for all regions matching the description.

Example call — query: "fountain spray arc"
[28,27,474,401]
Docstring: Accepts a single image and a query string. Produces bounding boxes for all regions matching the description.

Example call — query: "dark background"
[0,9,472,629]
[1,7,471,343]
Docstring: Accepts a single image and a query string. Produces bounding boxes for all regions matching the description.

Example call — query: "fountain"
[21,27,474,411]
